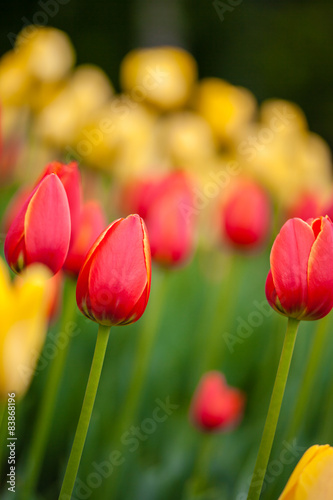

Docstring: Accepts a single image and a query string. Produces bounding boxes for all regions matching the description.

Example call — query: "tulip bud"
[265,216,333,320]
[37,161,82,245]
[279,445,333,500]
[76,214,151,326]
[123,172,196,266]
[5,174,71,275]
[64,200,107,277]
[221,180,271,249]
[190,371,245,432]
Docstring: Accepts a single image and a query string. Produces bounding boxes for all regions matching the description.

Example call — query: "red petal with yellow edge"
[25,174,71,274]
[88,215,150,326]
[270,218,314,317]
[304,217,333,319]
[76,219,123,322]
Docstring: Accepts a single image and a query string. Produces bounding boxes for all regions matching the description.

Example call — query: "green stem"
[286,315,330,441]
[183,434,215,499]
[59,324,111,500]
[21,278,77,500]
[103,271,168,497]
[200,253,244,374]
[246,317,300,500]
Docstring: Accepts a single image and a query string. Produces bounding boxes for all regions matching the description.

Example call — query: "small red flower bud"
[265,216,333,320]
[123,172,196,266]
[190,371,245,432]
[64,200,107,277]
[5,174,71,275]
[76,214,151,326]
[221,180,271,249]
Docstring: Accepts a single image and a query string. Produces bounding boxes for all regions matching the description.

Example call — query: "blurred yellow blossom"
[279,445,333,500]
[120,46,197,110]
[194,77,257,145]
[0,259,51,399]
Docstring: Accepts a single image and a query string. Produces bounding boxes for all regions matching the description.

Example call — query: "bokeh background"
[1,0,333,147]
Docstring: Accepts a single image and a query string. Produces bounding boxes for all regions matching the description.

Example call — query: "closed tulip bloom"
[123,172,196,266]
[266,216,333,320]
[37,161,82,244]
[190,371,245,432]
[76,214,151,326]
[221,180,271,249]
[279,445,333,500]
[5,173,71,275]
[0,259,51,399]
[64,200,107,276]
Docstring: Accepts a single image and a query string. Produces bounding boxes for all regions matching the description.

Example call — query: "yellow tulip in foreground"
[279,445,333,499]
[0,258,51,399]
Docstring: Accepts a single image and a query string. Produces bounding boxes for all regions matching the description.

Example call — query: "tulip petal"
[88,215,149,325]
[305,217,333,319]
[270,218,314,318]
[25,174,71,274]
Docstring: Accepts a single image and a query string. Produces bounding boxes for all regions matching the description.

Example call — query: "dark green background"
[1,0,333,146]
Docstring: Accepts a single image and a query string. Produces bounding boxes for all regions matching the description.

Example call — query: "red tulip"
[76,214,151,326]
[37,161,82,244]
[287,192,321,222]
[221,180,271,249]
[123,172,196,266]
[2,186,31,233]
[64,201,107,277]
[265,216,333,320]
[5,174,71,274]
[190,371,245,432]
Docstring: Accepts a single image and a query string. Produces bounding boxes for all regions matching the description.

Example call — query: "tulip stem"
[183,433,215,499]
[21,278,77,500]
[286,315,330,441]
[103,271,169,497]
[59,324,111,500]
[246,317,300,500]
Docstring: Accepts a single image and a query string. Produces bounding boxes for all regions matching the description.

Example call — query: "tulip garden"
[1,25,333,500]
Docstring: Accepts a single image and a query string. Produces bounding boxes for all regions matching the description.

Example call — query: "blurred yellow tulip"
[0,259,51,399]
[34,64,113,148]
[279,445,333,500]
[194,77,257,145]
[120,46,197,110]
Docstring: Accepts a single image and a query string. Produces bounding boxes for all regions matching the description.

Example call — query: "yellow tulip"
[0,259,51,399]
[279,445,333,500]
[194,77,257,145]
[120,46,197,110]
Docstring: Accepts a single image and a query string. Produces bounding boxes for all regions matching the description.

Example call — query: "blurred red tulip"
[37,161,82,245]
[190,371,245,432]
[64,200,107,277]
[76,214,151,326]
[221,180,271,249]
[265,216,333,320]
[287,192,321,222]
[5,174,71,274]
[2,186,31,233]
[123,172,196,266]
